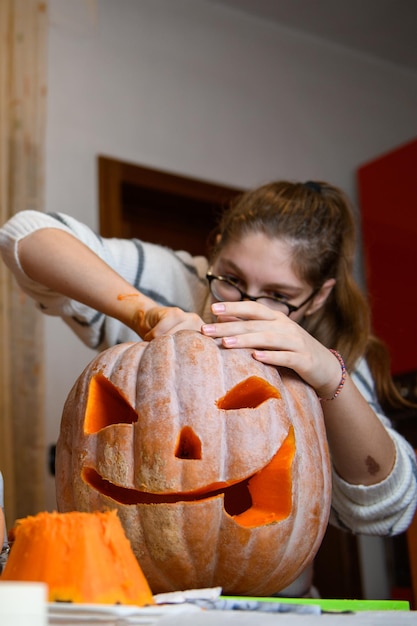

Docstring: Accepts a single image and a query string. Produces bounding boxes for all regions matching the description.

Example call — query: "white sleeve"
[0,210,138,348]
[0,210,210,350]
[330,357,417,536]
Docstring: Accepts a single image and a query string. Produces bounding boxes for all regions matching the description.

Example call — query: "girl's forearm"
[322,376,396,486]
[18,229,156,336]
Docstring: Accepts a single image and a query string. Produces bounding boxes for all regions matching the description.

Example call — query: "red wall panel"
[357,137,417,375]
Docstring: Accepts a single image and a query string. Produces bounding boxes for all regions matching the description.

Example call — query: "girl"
[1,180,416,596]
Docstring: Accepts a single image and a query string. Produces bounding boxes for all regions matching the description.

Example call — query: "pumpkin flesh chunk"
[1,510,154,606]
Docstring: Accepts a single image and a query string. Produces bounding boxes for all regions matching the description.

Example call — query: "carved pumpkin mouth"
[82,427,294,529]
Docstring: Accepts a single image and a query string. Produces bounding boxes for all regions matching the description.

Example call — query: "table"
[46,601,417,626]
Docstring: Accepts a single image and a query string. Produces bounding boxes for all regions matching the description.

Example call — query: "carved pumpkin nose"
[175,427,201,460]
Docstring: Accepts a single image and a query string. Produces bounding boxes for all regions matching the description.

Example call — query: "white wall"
[44,0,416,525]
[42,0,417,600]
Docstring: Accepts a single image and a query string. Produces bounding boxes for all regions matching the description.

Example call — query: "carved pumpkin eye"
[217,376,281,410]
[84,374,138,434]
[84,374,280,436]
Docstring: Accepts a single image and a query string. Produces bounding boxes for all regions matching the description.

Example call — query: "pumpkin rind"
[56,330,331,596]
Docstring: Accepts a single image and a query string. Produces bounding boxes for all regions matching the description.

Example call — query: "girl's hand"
[201,301,341,398]
[135,306,205,341]
[201,306,397,488]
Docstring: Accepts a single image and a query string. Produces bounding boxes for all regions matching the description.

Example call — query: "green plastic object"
[221,595,410,612]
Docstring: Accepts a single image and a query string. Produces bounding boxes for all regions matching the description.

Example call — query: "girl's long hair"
[210,180,406,410]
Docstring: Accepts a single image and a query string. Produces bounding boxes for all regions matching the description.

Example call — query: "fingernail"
[212,303,226,314]
[202,324,215,335]
[223,336,237,347]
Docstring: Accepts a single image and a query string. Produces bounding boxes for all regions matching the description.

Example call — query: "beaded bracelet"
[319,349,347,401]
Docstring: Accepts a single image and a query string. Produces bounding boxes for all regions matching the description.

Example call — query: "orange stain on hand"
[117,294,140,300]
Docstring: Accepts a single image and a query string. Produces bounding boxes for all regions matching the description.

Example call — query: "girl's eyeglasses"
[206,272,319,316]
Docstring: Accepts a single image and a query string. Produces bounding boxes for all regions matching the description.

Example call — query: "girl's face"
[211,231,329,322]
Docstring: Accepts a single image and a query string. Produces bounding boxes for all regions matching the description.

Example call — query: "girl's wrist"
[111,291,155,336]
[317,349,347,402]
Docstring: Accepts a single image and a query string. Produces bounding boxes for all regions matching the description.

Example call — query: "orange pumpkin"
[1,510,154,605]
[56,330,331,596]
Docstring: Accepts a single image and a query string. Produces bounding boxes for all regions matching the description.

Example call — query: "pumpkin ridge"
[218,344,228,488]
